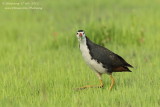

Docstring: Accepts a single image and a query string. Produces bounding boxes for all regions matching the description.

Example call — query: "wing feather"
[86,37,133,71]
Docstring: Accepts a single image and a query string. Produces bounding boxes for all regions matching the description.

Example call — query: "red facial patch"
[79,33,83,37]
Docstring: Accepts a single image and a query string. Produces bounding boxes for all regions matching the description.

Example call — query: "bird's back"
[86,36,133,73]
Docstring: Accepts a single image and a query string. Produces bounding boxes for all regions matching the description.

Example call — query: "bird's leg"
[96,73,104,88]
[109,74,115,90]
[75,73,104,90]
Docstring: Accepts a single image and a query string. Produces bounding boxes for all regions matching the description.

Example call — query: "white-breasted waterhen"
[76,30,133,90]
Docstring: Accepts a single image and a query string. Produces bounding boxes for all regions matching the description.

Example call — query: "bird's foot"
[74,84,104,91]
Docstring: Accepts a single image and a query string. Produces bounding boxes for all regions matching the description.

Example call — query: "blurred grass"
[0,0,160,107]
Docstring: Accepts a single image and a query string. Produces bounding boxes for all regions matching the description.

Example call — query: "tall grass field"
[0,0,160,106]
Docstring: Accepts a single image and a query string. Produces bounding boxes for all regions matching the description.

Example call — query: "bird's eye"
[77,33,78,35]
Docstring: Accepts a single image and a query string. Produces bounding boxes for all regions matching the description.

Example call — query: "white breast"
[79,40,107,74]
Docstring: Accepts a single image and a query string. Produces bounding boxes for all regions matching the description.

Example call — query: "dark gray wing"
[86,37,132,69]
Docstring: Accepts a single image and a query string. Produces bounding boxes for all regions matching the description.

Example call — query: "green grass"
[0,0,160,106]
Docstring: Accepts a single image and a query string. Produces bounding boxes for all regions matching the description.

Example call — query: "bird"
[76,30,133,90]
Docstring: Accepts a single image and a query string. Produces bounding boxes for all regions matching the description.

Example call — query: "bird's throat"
[79,37,86,44]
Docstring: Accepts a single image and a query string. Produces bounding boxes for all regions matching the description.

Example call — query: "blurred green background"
[0,0,160,107]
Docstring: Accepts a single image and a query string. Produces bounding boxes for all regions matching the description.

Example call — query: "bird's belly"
[86,59,107,74]
[80,44,107,74]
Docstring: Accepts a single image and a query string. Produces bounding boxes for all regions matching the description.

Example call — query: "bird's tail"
[113,66,132,72]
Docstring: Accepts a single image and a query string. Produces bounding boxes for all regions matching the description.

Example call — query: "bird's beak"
[79,33,83,37]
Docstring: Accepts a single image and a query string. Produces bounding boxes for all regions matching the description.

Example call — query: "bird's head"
[76,30,86,41]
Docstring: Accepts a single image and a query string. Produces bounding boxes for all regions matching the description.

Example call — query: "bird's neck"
[79,37,87,45]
